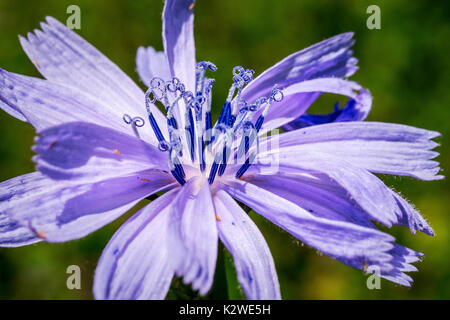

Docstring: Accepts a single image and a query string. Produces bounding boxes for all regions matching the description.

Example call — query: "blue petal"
[283,88,372,130]
[94,189,179,300]
[214,190,281,299]
[169,177,218,295]
[1,170,175,243]
[19,16,167,133]
[33,122,170,183]
[136,47,171,87]
[163,0,196,92]
[221,179,423,286]
[220,179,396,274]
[241,33,358,133]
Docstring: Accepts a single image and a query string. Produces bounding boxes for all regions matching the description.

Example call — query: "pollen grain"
[36,230,47,240]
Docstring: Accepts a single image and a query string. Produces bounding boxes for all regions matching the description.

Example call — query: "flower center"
[124,62,283,186]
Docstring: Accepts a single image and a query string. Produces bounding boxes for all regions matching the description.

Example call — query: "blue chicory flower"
[0,0,443,299]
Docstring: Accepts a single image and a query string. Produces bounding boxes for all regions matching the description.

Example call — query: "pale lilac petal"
[214,190,281,299]
[0,69,116,128]
[242,33,357,102]
[241,169,432,236]
[19,17,166,131]
[282,88,371,130]
[272,121,441,148]
[0,68,158,144]
[221,178,424,286]
[240,172,374,228]
[2,170,175,242]
[0,173,43,247]
[94,189,179,300]
[220,179,396,274]
[163,0,196,92]
[170,177,218,295]
[248,153,400,226]
[0,213,40,247]
[162,0,196,128]
[261,121,442,180]
[241,33,358,133]
[0,71,27,121]
[33,122,169,184]
[136,47,171,86]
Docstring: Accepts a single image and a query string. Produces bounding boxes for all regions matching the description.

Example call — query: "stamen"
[254,86,284,131]
[145,88,169,151]
[207,124,226,184]
[235,154,256,179]
[230,67,254,118]
[233,98,261,132]
[210,66,253,170]
[141,66,281,187]
[235,86,284,179]
[146,76,193,185]
[217,128,234,176]
[196,61,217,96]
[195,63,217,169]
[169,148,186,185]
[204,79,215,150]
[193,96,206,171]
[123,114,145,139]
[235,121,256,164]
[151,77,170,110]
[179,91,196,162]
[208,153,221,184]
[214,68,255,177]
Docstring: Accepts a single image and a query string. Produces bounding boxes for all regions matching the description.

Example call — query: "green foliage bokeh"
[0,0,448,299]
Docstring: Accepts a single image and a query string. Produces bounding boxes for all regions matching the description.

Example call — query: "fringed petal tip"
[221,177,433,288]
[17,15,166,143]
[393,191,435,236]
[379,245,424,287]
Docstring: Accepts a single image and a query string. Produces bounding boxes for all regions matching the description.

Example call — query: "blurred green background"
[0,0,449,299]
